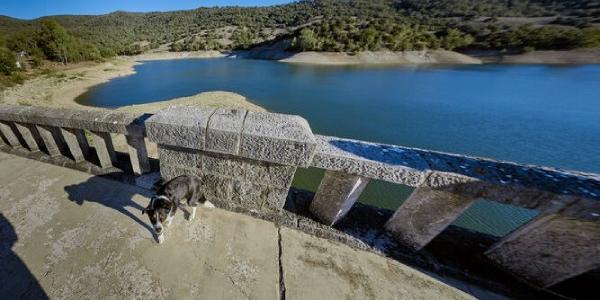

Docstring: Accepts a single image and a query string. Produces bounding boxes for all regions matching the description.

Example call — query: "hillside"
[1,0,599,55]
[0,0,599,86]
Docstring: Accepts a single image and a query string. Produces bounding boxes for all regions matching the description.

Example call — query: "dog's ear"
[143,197,156,215]
[152,178,165,192]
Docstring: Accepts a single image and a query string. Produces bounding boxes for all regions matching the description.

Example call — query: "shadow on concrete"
[63,175,155,236]
[0,213,49,299]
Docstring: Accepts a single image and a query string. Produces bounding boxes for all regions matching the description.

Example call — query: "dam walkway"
[0,152,491,299]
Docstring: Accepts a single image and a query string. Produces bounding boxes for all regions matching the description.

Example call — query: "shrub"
[0,47,17,75]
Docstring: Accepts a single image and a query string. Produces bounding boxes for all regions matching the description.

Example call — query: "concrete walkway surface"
[0,152,475,299]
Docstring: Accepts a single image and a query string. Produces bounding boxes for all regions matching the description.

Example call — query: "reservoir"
[77,58,600,236]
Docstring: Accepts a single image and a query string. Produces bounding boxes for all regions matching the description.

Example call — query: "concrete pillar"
[147,107,316,214]
[384,186,477,251]
[14,123,40,152]
[309,170,370,226]
[60,128,89,162]
[0,121,22,148]
[36,125,65,157]
[126,135,150,175]
[485,198,600,287]
[90,131,116,168]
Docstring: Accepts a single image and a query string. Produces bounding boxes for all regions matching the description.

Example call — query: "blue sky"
[1,0,294,20]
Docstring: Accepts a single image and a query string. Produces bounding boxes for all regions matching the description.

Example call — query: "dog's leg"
[190,206,197,220]
[157,233,165,244]
[166,205,177,226]
[203,201,215,208]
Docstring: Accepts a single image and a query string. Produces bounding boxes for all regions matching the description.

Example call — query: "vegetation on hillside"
[0,0,599,84]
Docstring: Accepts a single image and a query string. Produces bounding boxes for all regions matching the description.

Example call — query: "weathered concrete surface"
[240,111,316,167]
[311,135,429,187]
[206,108,247,155]
[309,170,370,226]
[159,146,296,212]
[384,187,477,251]
[280,227,473,300]
[146,105,215,150]
[0,152,475,299]
[486,213,600,288]
[0,152,278,299]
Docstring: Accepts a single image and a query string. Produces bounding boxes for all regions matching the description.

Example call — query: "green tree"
[293,28,320,51]
[581,28,600,48]
[440,29,474,50]
[37,20,72,64]
[0,47,17,75]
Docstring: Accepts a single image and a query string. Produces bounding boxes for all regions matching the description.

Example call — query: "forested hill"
[0,0,599,65]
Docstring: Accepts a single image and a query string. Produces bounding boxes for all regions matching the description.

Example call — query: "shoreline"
[1,48,598,112]
[474,48,600,64]
[0,53,253,111]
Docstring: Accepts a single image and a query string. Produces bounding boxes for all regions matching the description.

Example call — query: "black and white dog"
[143,175,214,243]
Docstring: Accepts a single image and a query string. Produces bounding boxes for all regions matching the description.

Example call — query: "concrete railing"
[0,105,151,175]
[0,104,598,289]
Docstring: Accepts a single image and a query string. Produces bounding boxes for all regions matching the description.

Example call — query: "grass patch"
[17,99,32,106]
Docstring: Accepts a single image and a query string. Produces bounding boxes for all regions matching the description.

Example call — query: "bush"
[522,46,535,53]
[0,47,17,75]
[10,72,26,84]
[581,28,600,48]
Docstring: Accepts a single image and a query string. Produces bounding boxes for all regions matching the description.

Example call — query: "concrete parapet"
[311,135,428,186]
[240,111,316,167]
[146,105,214,150]
[0,105,145,135]
[147,106,317,213]
[206,108,246,155]
[158,144,297,212]
[0,103,599,291]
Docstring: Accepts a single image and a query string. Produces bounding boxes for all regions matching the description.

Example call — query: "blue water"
[77,58,600,236]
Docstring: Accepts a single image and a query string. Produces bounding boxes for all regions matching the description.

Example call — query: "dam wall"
[0,104,598,292]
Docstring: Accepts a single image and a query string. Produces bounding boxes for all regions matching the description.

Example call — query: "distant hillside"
[0,0,598,62]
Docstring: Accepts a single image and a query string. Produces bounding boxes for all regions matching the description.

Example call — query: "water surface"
[77,58,600,235]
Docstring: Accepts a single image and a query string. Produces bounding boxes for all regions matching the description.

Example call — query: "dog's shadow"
[64,175,155,236]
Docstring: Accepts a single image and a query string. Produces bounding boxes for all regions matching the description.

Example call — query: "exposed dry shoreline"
[477,48,600,64]
[1,48,597,113]
[0,52,254,112]
[278,50,483,65]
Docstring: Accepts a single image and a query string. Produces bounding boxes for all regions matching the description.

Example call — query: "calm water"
[78,58,600,236]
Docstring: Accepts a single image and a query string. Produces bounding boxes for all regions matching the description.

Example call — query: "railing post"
[126,135,150,175]
[14,123,40,152]
[60,128,90,162]
[485,197,600,287]
[35,125,64,157]
[0,121,22,148]
[309,170,370,226]
[384,185,476,251]
[89,131,117,168]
